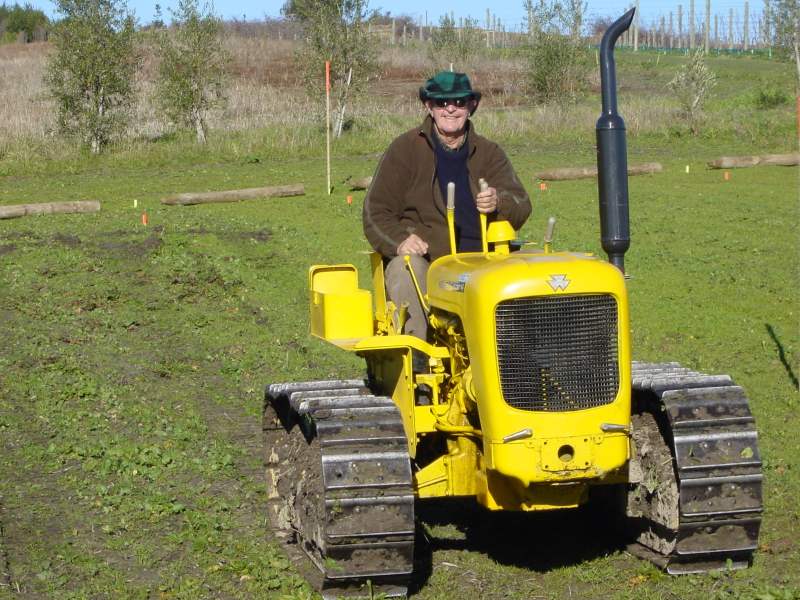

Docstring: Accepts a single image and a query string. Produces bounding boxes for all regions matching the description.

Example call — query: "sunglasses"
[432,97,470,108]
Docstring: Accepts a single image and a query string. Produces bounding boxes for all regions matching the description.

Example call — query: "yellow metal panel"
[309,264,373,342]
[414,436,480,498]
[475,470,588,511]
[425,250,632,492]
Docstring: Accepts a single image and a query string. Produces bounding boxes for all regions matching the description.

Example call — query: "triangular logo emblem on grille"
[548,274,571,291]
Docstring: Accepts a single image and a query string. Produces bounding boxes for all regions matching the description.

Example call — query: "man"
[363,71,531,340]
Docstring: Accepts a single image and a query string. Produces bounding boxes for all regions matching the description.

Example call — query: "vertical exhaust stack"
[597,8,635,273]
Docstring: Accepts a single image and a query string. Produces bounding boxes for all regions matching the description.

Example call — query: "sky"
[27,0,764,31]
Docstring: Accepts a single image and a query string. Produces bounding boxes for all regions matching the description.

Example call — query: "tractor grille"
[495,294,619,412]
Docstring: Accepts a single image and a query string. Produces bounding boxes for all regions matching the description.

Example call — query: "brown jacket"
[363,115,532,261]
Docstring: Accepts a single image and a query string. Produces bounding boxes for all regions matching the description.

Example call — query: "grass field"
[0,41,798,599]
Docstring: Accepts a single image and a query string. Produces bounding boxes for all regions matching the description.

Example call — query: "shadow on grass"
[765,323,799,390]
[411,495,629,591]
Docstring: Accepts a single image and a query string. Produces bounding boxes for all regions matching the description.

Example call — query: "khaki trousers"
[384,254,430,340]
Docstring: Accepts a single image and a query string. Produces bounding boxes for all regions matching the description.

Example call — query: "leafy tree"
[283,0,377,137]
[522,0,590,104]
[153,0,228,143]
[668,49,716,135]
[0,3,48,40]
[45,0,139,153]
[768,0,799,88]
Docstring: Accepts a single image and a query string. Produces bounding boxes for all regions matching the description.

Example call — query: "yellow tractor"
[263,10,762,598]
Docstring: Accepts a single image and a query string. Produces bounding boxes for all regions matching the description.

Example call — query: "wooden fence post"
[744,1,749,50]
[714,14,718,49]
[728,8,734,50]
[669,12,674,48]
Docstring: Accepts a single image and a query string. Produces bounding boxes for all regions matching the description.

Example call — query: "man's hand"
[397,233,429,256]
[475,186,498,214]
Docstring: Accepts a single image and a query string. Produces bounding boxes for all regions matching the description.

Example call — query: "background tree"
[769,0,799,90]
[153,0,228,144]
[283,0,377,137]
[45,0,139,153]
[522,0,590,104]
[0,3,49,41]
[668,49,716,135]
[429,15,483,68]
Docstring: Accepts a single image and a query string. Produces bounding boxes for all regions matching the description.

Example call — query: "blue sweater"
[434,134,481,252]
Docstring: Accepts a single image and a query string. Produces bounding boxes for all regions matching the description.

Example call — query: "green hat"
[419,71,481,103]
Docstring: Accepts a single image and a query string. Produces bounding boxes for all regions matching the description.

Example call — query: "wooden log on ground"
[707,153,800,169]
[349,176,373,191]
[535,162,663,181]
[0,200,101,220]
[161,184,305,206]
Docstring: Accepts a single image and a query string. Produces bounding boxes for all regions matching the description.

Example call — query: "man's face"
[426,97,475,136]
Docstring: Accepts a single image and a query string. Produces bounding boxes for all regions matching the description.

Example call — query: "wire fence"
[3,3,783,55]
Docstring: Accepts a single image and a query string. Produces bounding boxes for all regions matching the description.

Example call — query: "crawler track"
[263,380,414,599]
[628,362,763,574]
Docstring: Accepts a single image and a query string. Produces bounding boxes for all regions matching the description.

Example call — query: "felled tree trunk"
[161,184,305,206]
[706,154,800,169]
[0,201,101,220]
[535,162,663,181]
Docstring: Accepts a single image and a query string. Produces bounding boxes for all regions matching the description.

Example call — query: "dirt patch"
[234,229,271,243]
[184,228,272,243]
[0,244,15,256]
[96,233,163,258]
[52,233,81,248]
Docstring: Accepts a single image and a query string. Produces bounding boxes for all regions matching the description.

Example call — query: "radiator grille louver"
[495,294,619,412]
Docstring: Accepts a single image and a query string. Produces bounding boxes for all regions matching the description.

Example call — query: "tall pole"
[486,8,491,48]
[634,0,640,51]
[729,8,734,49]
[678,4,684,49]
[689,0,695,49]
[704,0,711,52]
[325,61,331,195]
[744,1,749,50]
[714,13,719,50]
[670,12,674,48]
